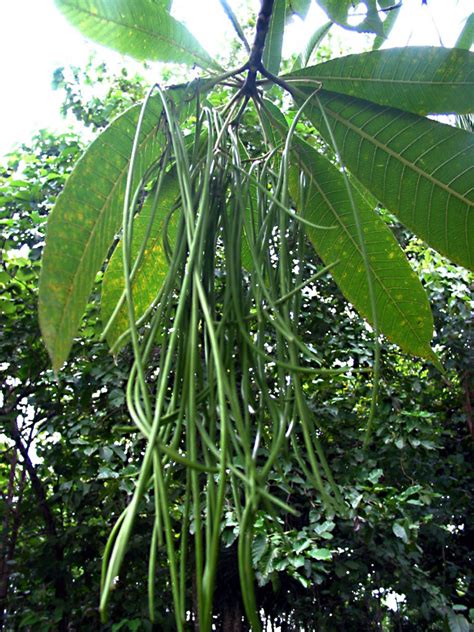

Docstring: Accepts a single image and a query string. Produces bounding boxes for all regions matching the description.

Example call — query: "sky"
[0,0,471,159]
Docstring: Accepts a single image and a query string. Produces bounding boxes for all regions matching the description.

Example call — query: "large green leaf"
[55,0,220,70]
[101,173,180,350]
[287,47,474,115]
[39,92,190,372]
[290,139,436,361]
[301,90,474,270]
[263,0,286,76]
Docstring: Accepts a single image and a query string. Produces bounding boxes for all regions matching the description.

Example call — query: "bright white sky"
[0,0,471,159]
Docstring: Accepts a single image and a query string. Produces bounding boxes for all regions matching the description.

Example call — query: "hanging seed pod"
[97,79,358,632]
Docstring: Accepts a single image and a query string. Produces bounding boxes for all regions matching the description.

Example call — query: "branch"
[242,0,275,96]
[8,418,58,539]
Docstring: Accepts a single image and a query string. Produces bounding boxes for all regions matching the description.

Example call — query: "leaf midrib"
[292,75,472,87]
[318,98,473,208]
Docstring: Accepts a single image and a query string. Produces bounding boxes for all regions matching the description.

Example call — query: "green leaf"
[98,466,119,480]
[318,0,384,36]
[313,520,335,535]
[447,611,470,632]
[317,0,351,24]
[368,468,383,484]
[39,91,191,372]
[292,572,311,588]
[455,13,474,50]
[54,0,220,70]
[274,558,289,571]
[252,534,268,565]
[101,173,180,351]
[294,539,312,555]
[373,0,401,50]
[303,91,474,270]
[292,21,332,71]
[392,522,409,543]
[151,0,172,9]
[263,0,286,76]
[290,139,436,361]
[308,547,332,561]
[287,47,474,115]
[260,97,289,147]
[240,196,258,272]
[287,0,312,20]
[289,555,306,569]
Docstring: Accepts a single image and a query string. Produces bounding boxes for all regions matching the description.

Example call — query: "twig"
[259,65,296,97]
[219,0,251,52]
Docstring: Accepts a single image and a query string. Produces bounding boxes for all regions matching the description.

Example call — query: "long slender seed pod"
[99,59,373,631]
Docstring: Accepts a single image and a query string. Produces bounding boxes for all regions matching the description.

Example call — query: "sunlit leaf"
[263,0,286,75]
[39,92,191,371]
[455,13,474,50]
[288,47,474,115]
[302,91,474,270]
[290,138,437,361]
[308,548,332,561]
[55,0,220,70]
[292,21,332,71]
[317,0,384,36]
[101,172,180,351]
[372,0,401,49]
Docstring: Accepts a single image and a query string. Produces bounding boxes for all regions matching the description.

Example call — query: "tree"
[16,0,474,630]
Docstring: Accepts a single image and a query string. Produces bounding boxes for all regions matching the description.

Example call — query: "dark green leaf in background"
[372,0,401,50]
